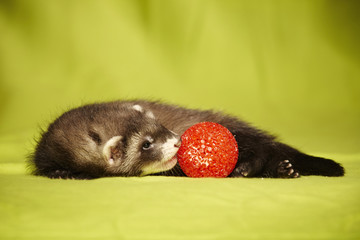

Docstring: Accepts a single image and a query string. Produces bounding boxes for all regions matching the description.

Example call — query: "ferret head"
[33,102,181,179]
[99,104,181,177]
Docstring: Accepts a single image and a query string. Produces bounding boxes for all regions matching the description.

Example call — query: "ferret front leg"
[45,169,94,179]
[229,152,266,178]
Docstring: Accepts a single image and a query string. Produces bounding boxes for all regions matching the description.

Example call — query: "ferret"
[28,100,345,179]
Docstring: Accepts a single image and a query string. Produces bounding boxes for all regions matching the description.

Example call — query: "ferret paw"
[47,169,89,179]
[277,160,300,178]
[229,162,252,178]
[47,169,73,179]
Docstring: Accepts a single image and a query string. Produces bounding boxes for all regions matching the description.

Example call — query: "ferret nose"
[174,139,182,148]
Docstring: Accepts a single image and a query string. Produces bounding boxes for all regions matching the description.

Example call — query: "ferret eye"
[142,141,152,150]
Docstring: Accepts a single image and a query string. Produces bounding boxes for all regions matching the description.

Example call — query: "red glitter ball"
[177,122,238,178]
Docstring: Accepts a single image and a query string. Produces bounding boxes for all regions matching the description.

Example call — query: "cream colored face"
[140,136,180,176]
[101,133,181,176]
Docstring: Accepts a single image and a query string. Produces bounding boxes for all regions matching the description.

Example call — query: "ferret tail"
[293,153,345,177]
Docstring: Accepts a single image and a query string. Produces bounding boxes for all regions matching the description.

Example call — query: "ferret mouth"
[162,155,178,170]
[141,154,178,176]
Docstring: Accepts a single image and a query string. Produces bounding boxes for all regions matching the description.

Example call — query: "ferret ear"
[102,136,124,165]
[132,104,155,119]
[146,111,155,119]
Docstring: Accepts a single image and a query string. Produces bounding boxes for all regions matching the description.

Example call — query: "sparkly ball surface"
[177,122,238,178]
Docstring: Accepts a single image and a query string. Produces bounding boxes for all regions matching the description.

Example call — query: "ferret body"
[29,100,344,179]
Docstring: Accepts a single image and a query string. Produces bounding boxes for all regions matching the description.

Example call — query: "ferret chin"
[28,100,344,179]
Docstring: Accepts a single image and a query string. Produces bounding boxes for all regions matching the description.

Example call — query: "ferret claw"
[278,160,300,178]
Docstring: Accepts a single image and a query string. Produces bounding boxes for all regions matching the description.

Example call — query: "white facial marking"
[132,105,143,112]
[161,137,180,159]
[140,137,180,176]
[103,136,122,163]
[108,158,115,165]
[146,111,155,119]
[145,136,154,143]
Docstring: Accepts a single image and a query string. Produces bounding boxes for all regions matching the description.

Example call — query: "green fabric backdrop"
[0,1,359,239]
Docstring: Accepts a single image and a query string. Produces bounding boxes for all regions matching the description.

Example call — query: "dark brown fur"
[28,100,345,179]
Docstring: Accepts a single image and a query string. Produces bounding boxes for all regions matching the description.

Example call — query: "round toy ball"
[177,122,238,178]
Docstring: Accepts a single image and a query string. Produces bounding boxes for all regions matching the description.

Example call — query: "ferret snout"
[174,139,181,148]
